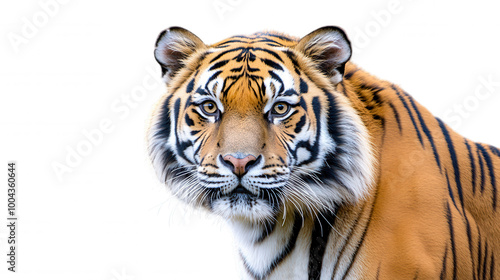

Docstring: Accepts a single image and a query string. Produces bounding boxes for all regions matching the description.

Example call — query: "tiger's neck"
[231,197,376,279]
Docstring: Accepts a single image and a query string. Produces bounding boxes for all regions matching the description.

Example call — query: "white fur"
[212,198,276,222]
[233,213,364,280]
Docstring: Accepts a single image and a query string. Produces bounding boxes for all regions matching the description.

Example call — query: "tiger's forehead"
[211,32,299,48]
[191,33,303,110]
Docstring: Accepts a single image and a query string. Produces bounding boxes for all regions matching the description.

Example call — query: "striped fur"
[148,26,500,279]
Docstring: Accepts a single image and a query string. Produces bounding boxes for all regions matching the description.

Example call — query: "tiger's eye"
[201,101,218,115]
[272,102,289,116]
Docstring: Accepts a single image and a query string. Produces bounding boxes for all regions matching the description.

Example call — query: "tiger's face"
[149,27,375,223]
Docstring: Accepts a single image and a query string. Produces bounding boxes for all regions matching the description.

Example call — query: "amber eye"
[201,101,218,115]
[272,102,290,116]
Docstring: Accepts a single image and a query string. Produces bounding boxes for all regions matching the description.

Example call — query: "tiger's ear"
[154,27,205,84]
[295,26,352,85]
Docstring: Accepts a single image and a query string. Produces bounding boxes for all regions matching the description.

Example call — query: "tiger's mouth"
[208,184,283,222]
[212,184,261,206]
[231,185,254,195]
[220,185,257,206]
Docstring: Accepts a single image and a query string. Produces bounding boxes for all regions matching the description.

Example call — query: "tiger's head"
[148,26,375,224]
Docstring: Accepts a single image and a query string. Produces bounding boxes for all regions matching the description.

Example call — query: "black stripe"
[230,66,243,72]
[477,228,483,279]
[269,71,284,93]
[490,254,495,280]
[483,241,489,280]
[197,52,208,64]
[208,59,229,71]
[209,47,245,63]
[302,93,348,188]
[294,97,321,167]
[446,202,457,280]
[392,85,424,146]
[153,95,174,140]
[446,170,458,210]
[282,49,301,75]
[249,80,261,100]
[184,95,193,108]
[477,144,497,210]
[152,94,177,183]
[247,66,260,73]
[186,78,195,93]
[261,58,283,71]
[190,108,207,121]
[246,179,288,186]
[198,172,229,179]
[324,90,344,145]
[294,115,306,134]
[341,192,378,280]
[173,98,193,163]
[253,172,288,179]
[440,244,448,280]
[300,78,308,94]
[387,102,402,133]
[463,211,475,280]
[253,47,284,63]
[373,114,384,124]
[465,140,478,194]
[308,211,337,280]
[253,38,284,46]
[235,48,253,63]
[338,80,348,92]
[282,89,298,97]
[160,150,177,183]
[205,70,222,89]
[242,213,303,280]
[299,96,308,111]
[184,114,194,127]
[195,87,210,96]
[406,94,442,171]
[192,137,206,162]
[369,85,385,103]
[343,68,359,80]
[201,163,218,169]
[358,83,384,96]
[222,79,238,99]
[477,148,486,193]
[264,43,283,47]
[330,204,364,278]
[438,119,465,211]
[255,220,277,244]
[490,145,500,158]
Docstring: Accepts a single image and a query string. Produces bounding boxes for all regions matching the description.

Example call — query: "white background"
[1,0,500,279]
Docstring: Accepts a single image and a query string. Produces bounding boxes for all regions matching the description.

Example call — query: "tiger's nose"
[221,154,260,177]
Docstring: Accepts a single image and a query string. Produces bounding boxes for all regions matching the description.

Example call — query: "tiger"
[147,26,500,279]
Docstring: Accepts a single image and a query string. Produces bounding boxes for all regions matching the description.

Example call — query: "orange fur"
[340,64,500,278]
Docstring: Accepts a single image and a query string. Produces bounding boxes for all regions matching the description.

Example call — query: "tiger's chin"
[210,193,277,223]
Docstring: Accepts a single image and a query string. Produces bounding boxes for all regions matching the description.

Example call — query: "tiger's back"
[340,63,500,279]
[148,26,500,279]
